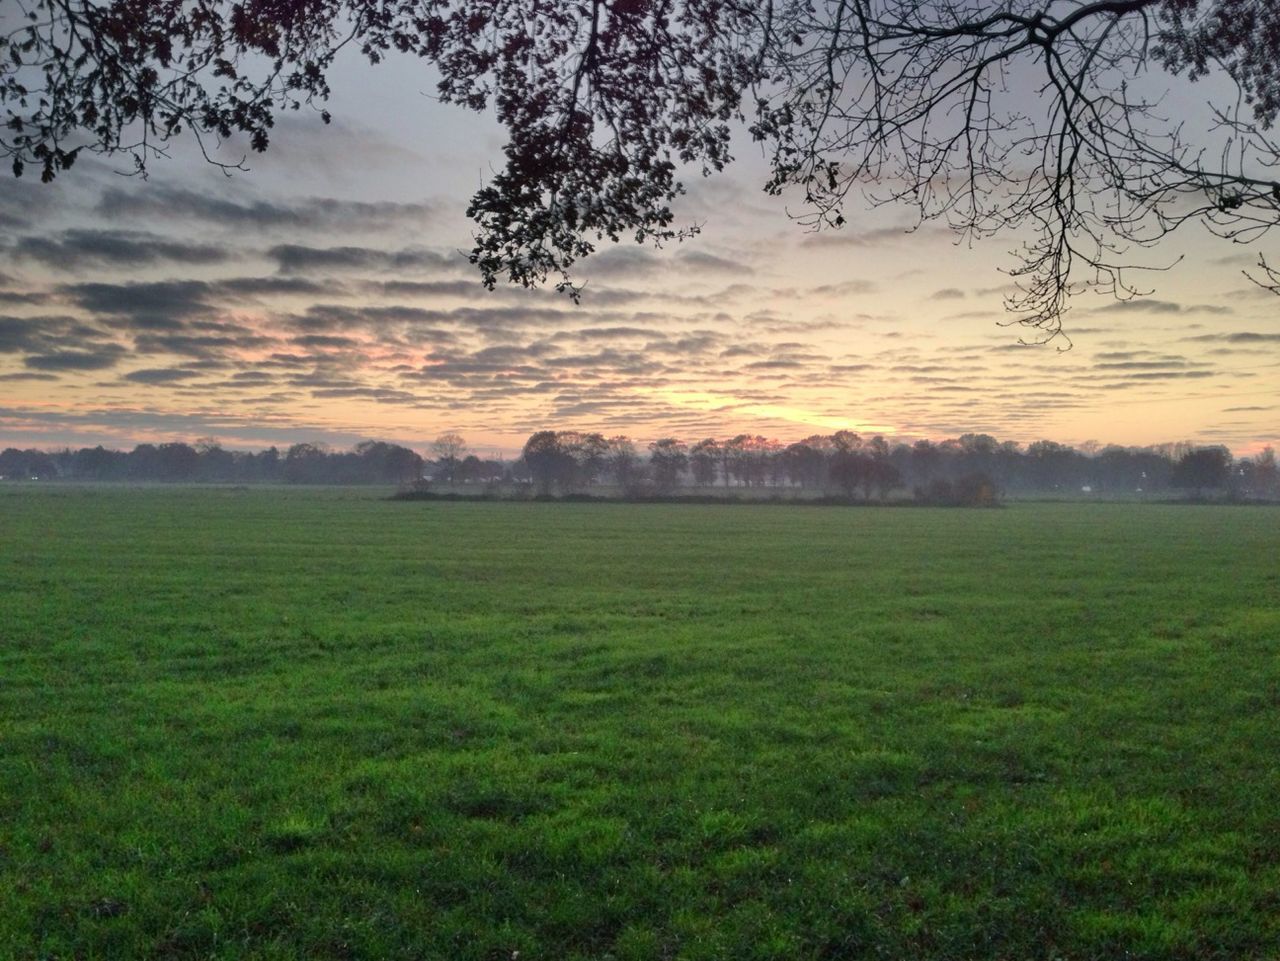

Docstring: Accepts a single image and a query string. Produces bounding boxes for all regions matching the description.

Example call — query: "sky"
[1,38,1277,458]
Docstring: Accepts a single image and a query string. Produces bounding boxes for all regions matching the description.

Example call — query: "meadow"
[1,486,1277,960]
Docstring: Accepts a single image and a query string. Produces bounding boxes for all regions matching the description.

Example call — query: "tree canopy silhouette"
[5,1,1279,336]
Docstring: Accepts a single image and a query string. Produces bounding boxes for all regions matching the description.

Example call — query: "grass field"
[2,486,1278,960]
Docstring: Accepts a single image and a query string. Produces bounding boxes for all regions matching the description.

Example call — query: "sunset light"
[4,4,1279,959]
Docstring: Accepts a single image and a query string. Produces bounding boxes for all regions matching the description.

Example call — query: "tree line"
[3,430,1276,502]
[0,439,431,486]
[513,431,1278,503]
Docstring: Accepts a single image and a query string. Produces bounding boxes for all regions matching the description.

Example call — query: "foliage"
[607,435,644,493]
[7,432,1280,501]
[2,487,1279,958]
[647,437,689,493]
[4,2,1280,329]
[521,430,582,494]
[756,0,1280,336]
[0,439,424,485]
[1170,444,1233,495]
[430,432,468,484]
[914,472,1002,508]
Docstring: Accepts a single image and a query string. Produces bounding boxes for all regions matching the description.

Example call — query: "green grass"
[1,486,1278,960]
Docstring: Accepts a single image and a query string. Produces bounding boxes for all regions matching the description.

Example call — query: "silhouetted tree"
[689,439,721,488]
[355,440,423,485]
[607,436,642,490]
[522,431,578,495]
[783,440,827,489]
[724,434,773,487]
[1,430,1266,502]
[0,448,56,479]
[256,446,281,482]
[829,449,868,499]
[154,442,200,482]
[954,472,1001,507]
[573,433,610,487]
[284,442,329,484]
[868,458,902,501]
[648,438,688,493]
[1172,446,1233,497]
[0,450,24,481]
[456,454,484,484]
[457,455,508,485]
[831,431,862,454]
[13,2,1280,329]
[1245,447,1278,500]
[915,477,955,506]
[910,440,942,486]
[1025,440,1086,491]
[431,433,467,484]
[71,445,125,480]
[194,438,236,481]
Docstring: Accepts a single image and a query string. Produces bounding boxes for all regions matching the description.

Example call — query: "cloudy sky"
[1,46,1277,457]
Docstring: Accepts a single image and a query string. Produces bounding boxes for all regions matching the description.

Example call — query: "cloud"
[285,371,366,389]
[546,348,664,373]
[1094,359,1210,370]
[0,404,407,451]
[798,225,928,248]
[751,316,849,334]
[366,279,485,299]
[1093,299,1233,315]
[579,246,754,280]
[97,186,434,233]
[676,250,754,275]
[807,279,878,297]
[1184,331,1280,343]
[571,326,664,341]
[0,179,60,230]
[579,248,664,280]
[15,230,233,270]
[63,280,216,329]
[218,276,348,298]
[930,288,966,300]
[647,332,724,358]
[122,368,204,384]
[0,316,39,353]
[0,290,52,306]
[25,345,127,371]
[1098,370,1217,384]
[1093,350,1147,361]
[1095,300,1184,314]
[290,303,459,339]
[395,304,577,334]
[228,371,277,384]
[1211,252,1259,267]
[267,244,461,274]
[941,310,999,321]
[291,334,362,349]
[132,328,275,359]
[310,387,419,403]
[1,313,124,362]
